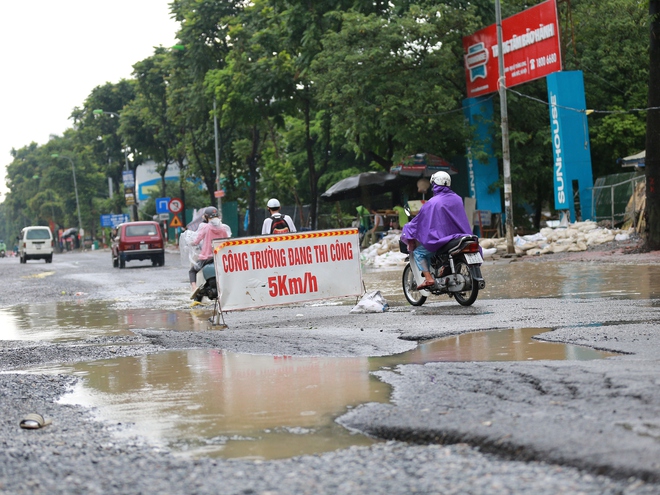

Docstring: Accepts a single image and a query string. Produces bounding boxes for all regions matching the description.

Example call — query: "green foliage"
[311,5,482,167]
[1,0,652,237]
[562,0,648,177]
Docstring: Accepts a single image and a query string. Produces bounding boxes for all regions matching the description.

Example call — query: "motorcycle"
[180,229,225,326]
[0,250,5,258]
[191,262,218,304]
[401,235,486,307]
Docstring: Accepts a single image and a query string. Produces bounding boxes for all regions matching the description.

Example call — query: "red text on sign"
[288,246,312,266]
[250,247,286,269]
[222,250,249,272]
[268,272,318,297]
[330,241,354,261]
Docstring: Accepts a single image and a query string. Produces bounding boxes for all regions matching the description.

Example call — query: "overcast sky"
[0,0,179,198]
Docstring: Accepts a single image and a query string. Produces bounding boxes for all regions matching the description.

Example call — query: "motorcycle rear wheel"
[402,263,427,306]
[453,260,479,306]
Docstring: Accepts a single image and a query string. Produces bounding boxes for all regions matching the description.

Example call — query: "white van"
[19,226,54,263]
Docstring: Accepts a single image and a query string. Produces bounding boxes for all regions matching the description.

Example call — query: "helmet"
[204,206,219,218]
[267,198,280,209]
[430,171,451,187]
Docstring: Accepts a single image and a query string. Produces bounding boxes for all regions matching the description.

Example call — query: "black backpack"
[270,214,290,234]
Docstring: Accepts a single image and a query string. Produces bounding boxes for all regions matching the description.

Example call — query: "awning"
[389,153,458,177]
[620,150,645,168]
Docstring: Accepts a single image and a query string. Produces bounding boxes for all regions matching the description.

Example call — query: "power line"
[507,87,660,115]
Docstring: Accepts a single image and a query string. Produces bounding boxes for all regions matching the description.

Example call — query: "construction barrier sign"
[213,229,362,311]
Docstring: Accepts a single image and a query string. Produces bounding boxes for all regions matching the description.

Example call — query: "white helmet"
[430,171,451,187]
[267,198,280,208]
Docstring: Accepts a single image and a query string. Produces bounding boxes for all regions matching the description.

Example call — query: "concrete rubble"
[360,221,634,267]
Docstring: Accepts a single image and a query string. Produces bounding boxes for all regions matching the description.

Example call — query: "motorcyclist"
[401,171,474,290]
[189,206,231,299]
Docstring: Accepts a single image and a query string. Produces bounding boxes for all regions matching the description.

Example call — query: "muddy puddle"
[0,301,215,342]
[24,327,615,460]
[2,261,657,343]
[364,261,660,304]
[3,260,638,460]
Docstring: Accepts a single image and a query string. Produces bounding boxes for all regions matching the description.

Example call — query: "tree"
[315,4,490,162]
[563,0,648,178]
[170,0,244,207]
[71,80,136,209]
[206,0,299,234]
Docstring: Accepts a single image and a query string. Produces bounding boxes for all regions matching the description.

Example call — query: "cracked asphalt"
[0,247,659,495]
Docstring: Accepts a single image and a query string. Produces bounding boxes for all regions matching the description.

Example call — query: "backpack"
[270,214,290,234]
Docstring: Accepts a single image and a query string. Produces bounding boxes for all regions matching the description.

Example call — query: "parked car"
[18,226,54,263]
[112,221,165,268]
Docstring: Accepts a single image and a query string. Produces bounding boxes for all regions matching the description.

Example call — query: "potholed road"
[0,248,659,494]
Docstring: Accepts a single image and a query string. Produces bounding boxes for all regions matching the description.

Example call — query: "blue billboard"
[546,71,594,221]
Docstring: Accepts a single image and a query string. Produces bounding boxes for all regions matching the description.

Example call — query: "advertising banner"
[100,214,130,228]
[213,229,362,311]
[463,0,561,98]
[546,71,594,221]
[122,170,135,187]
[462,96,502,214]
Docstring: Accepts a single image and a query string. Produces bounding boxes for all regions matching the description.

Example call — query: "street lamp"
[51,153,83,237]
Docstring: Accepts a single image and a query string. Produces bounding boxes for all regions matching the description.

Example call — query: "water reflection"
[53,351,387,459]
[0,301,127,341]
[363,262,660,304]
[28,328,614,460]
[0,302,213,342]
[373,328,617,366]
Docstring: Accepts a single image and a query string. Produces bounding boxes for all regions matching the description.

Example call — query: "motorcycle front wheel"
[402,263,427,306]
[453,260,479,306]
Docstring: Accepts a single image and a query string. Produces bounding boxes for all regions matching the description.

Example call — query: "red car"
[112,221,165,268]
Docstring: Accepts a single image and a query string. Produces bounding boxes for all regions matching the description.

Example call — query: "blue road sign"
[156,197,171,214]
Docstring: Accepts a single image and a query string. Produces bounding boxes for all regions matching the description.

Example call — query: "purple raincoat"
[401,184,473,252]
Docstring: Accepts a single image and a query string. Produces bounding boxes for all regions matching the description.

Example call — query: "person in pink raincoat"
[189,206,231,298]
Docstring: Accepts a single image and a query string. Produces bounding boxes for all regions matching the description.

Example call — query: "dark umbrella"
[321,171,400,202]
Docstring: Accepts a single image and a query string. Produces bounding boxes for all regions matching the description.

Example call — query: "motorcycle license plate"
[464,252,483,264]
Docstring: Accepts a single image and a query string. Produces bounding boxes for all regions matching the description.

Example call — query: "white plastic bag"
[179,229,201,267]
[350,290,389,313]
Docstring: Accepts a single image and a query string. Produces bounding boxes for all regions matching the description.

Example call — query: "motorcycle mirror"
[404,206,411,217]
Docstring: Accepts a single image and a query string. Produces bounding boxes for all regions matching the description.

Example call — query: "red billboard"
[463,0,562,98]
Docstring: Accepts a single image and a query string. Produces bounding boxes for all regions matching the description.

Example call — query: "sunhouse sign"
[463,0,561,97]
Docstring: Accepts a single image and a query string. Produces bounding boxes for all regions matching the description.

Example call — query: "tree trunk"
[645,1,660,249]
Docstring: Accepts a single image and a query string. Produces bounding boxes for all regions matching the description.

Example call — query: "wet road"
[1,249,659,494]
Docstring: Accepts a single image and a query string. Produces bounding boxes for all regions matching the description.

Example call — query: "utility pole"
[645,0,660,249]
[495,0,515,254]
[213,99,223,218]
